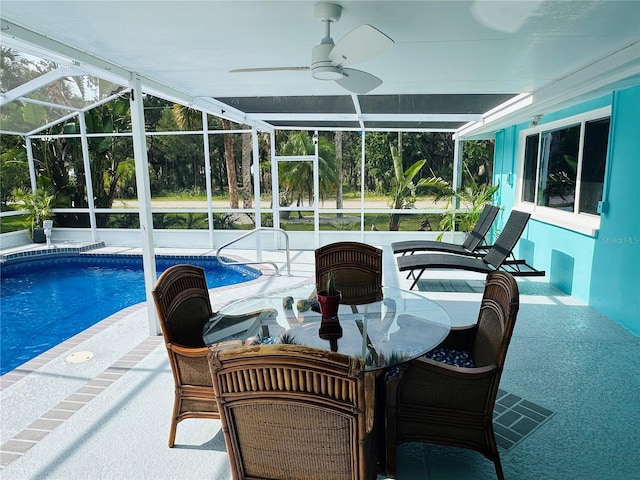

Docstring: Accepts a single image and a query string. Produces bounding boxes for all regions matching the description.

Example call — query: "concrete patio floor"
[1,245,639,479]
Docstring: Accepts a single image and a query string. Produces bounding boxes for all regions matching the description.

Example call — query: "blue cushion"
[424,347,475,368]
[244,335,278,345]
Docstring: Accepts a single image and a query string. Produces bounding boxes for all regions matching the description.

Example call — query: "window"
[579,118,610,215]
[518,108,610,233]
[522,134,539,203]
[537,123,580,211]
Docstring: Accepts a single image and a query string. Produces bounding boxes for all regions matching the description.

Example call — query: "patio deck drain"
[66,351,94,364]
[0,336,163,469]
[494,389,554,451]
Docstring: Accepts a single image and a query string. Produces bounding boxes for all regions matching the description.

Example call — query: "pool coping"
[0,243,316,472]
[0,241,107,264]
[1,247,267,377]
[0,263,277,470]
[0,302,147,390]
[1,252,273,387]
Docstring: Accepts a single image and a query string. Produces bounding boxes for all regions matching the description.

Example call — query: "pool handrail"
[215,227,292,277]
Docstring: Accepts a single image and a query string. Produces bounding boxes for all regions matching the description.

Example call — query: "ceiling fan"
[230,3,394,94]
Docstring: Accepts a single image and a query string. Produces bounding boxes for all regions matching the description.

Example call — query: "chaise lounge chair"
[397,210,545,290]
[391,204,500,257]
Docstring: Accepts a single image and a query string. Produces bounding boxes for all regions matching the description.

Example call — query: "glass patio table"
[203,283,450,371]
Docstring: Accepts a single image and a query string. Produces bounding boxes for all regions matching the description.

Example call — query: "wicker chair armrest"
[437,324,477,351]
[168,343,210,358]
[388,358,498,412]
[416,356,496,377]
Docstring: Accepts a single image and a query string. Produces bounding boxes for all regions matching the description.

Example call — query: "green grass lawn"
[279,212,442,232]
[1,192,446,233]
[1,211,445,233]
[0,213,29,234]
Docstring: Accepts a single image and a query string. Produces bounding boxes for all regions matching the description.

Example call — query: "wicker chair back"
[315,241,383,305]
[472,272,520,368]
[208,344,377,480]
[152,264,219,447]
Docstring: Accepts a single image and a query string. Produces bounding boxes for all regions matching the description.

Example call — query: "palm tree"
[171,104,202,130]
[388,143,448,231]
[436,180,500,239]
[241,130,252,209]
[278,131,337,213]
[220,118,239,208]
[171,105,240,208]
[334,131,344,217]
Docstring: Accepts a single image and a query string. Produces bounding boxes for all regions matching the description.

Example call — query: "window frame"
[515,106,611,236]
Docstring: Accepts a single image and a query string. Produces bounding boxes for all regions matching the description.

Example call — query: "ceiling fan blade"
[230,66,309,73]
[336,68,382,94]
[329,25,393,67]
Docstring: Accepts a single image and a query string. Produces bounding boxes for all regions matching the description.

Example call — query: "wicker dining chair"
[315,241,383,305]
[152,264,220,447]
[208,344,378,480]
[385,271,520,480]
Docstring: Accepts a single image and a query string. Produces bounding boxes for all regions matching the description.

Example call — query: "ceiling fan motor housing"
[311,43,342,80]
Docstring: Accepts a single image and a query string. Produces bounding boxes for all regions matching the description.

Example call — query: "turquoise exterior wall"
[493,85,640,335]
[589,86,640,335]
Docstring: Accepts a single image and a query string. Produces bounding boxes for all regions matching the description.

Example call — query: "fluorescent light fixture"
[483,93,533,123]
[456,93,533,137]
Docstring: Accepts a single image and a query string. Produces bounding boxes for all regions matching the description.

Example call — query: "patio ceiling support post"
[451,136,463,243]
[77,112,98,240]
[313,130,320,247]
[251,127,265,257]
[129,74,158,335]
[270,131,280,231]
[360,130,366,241]
[252,127,262,230]
[202,110,214,249]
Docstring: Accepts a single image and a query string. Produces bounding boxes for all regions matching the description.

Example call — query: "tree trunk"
[335,131,344,218]
[242,132,252,209]
[221,119,238,208]
[389,132,403,231]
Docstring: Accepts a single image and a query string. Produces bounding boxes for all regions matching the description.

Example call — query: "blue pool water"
[0,254,260,375]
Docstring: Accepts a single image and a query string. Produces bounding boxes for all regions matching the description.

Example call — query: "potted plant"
[317,271,341,319]
[13,186,55,243]
[317,272,343,340]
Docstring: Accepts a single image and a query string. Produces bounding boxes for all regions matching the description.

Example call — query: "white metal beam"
[0,68,72,106]
[351,94,366,131]
[129,75,158,336]
[1,19,274,135]
[25,138,36,190]
[77,113,98,240]
[245,113,482,123]
[202,110,215,249]
[1,20,133,81]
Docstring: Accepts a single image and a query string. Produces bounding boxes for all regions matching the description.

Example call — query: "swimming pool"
[0,254,260,375]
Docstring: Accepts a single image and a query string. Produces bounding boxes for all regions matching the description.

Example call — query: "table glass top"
[203,283,451,371]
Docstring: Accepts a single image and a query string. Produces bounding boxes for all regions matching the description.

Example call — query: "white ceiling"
[1,0,639,135]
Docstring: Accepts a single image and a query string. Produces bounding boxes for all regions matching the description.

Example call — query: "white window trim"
[514,106,611,237]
